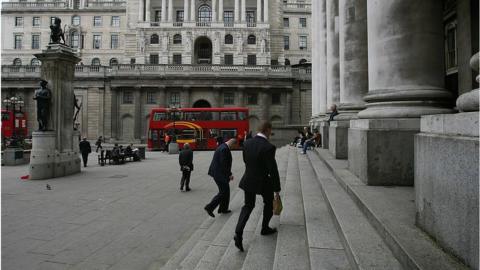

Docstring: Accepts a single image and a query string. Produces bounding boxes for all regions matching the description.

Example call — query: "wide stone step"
[313,148,468,270]
[273,150,310,270]
[306,150,403,270]
[297,153,351,270]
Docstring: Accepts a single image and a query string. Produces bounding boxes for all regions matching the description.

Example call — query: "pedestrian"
[204,138,236,217]
[95,136,103,152]
[246,131,253,140]
[79,137,92,167]
[179,143,193,192]
[164,133,171,152]
[327,104,339,123]
[234,122,281,252]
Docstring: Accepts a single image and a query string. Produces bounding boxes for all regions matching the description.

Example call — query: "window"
[155,10,161,22]
[123,91,134,104]
[170,92,180,107]
[93,34,101,49]
[283,36,289,50]
[445,22,457,70]
[111,16,120,27]
[93,16,102,27]
[80,34,85,49]
[285,59,291,65]
[31,58,41,65]
[153,112,167,121]
[73,0,80,9]
[299,59,307,64]
[109,58,118,66]
[173,54,182,64]
[224,11,233,24]
[91,58,101,65]
[272,93,281,105]
[147,92,156,104]
[32,17,40,27]
[224,54,233,65]
[271,59,279,65]
[220,112,237,121]
[150,34,159,44]
[111,34,119,49]
[13,58,22,66]
[299,35,307,50]
[299,18,307,28]
[225,34,233,44]
[150,54,159,64]
[72,15,80,26]
[15,17,23,27]
[198,5,212,22]
[246,93,258,105]
[246,11,255,25]
[247,35,256,44]
[176,10,184,22]
[14,35,22,49]
[130,58,136,64]
[247,54,256,65]
[173,34,182,44]
[31,34,40,49]
[224,92,234,105]
[283,18,289,27]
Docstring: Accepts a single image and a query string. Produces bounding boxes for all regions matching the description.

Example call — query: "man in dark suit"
[234,122,281,251]
[79,137,91,167]
[179,143,194,191]
[204,138,236,217]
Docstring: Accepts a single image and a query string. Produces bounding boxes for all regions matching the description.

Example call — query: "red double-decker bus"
[1,110,28,139]
[147,107,249,150]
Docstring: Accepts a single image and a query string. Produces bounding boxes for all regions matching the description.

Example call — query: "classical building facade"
[1,0,312,142]
[310,0,478,268]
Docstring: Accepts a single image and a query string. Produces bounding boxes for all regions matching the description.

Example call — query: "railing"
[224,22,234,27]
[1,65,311,80]
[86,1,126,8]
[247,22,257,27]
[173,22,183,27]
[284,2,311,11]
[150,21,161,27]
[2,1,67,9]
[196,21,211,27]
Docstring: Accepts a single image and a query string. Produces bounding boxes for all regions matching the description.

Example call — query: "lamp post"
[168,104,180,154]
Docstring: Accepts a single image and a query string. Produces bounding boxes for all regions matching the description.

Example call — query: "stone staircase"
[158,146,468,270]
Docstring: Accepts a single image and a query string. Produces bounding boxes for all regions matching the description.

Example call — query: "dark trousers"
[180,170,191,189]
[81,153,89,167]
[206,179,230,213]
[235,190,274,237]
[96,145,102,152]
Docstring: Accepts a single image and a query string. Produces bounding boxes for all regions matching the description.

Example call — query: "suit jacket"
[179,148,193,171]
[208,143,232,182]
[79,140,91,154]
[239,135,281,194]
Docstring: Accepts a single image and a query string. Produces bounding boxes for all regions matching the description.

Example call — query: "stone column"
[261,89,269,122]
[263,0,268,22]
[161,0,167,22]
[311,0,327,120]
[218,0,224,22]
[134,87,142,140]
[328,0,368,159]
[348,0,453,186]
[237,87,245,107]
[256,0,262,22]
[145,0,151,21]
[190,0,195,22]
[326,0,340,108]
[181,87,190,108]
[241,0,246,23]
[157,86,166,107]
[286,91,292,124]
[184,0,189,21]
[138,0,144,21]
[212,0,217,23]
[168,0,173,22]
[234,0,240,23]
[111,87,118,140]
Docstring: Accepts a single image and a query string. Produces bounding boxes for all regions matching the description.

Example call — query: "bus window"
[168,111,182,121]
[2,112,10,121]
[184,112,201,121]
[153,112,167,121]
[238,112,246,120]
[209,128,218,138]
[151,130,158,140]
[220,129,237,140]
[178,129,195,140]
[220,112,237,121]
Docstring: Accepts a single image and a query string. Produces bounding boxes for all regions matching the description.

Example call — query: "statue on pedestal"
[33,80,52,131]
[50,17,66,44]
[73,94,81,129]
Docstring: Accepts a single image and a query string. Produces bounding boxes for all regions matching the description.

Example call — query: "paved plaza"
[2,150,245,270]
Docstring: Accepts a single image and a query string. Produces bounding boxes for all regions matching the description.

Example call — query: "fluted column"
[234,0,240,23]
[134,88,142,140]
[312,0,327,116]
[212,0,217,22]
[138,0,144,21]
[241,0,246,22]
[256,0,262,22]
[218,0,224,22]
[161,0,167,22]
[190,0,195,22]
[286,91,292,124]
[145,0,151,21]
[326,0,340,109]
[184,0,189,21]
[263,0,268,22]
[337,0,368,118]
[358,0,452,118]
[168,0,173,22]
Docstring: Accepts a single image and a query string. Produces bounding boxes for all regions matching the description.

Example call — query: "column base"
[29,131,81,180]
[328,120,349,159]
[415,112,479,269]
[348,118,420,186]
[319,121,329,149]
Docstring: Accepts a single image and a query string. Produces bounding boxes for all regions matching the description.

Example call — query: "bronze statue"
[50,17,66,44]
[33,80,52,131]
[73,94,81,129]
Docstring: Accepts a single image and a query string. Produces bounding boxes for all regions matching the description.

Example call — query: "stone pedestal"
[328,120,349,159]
[348,119,419,186]
[29,44,81,180]
[168,142,179,154]
[319,121,329,149]
[3,148,26,165]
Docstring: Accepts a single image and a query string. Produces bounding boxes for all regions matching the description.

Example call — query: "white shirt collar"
[256,132,268,140]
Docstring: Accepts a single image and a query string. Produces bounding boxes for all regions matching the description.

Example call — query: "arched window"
[285,59,291,66]
[70,31,79,48]
[198,5,212,22]
[109,58,118,66]
[224,34,233,44]
[150,34,159,44]
[71,15,80,26]
[173,34,182,44]
[299,59,307,64]
[247,35,256,44]
[31,58,41,65]
[91,58,101,66]
[13,58,22,66]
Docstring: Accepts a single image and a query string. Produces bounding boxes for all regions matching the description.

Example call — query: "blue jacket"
[208,143,232,182]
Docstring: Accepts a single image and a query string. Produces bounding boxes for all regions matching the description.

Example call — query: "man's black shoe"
[186,187,191,192]
[218,210,232,214]
[204,206,215,218]
[261,227,277,236]
[234,235,244,252]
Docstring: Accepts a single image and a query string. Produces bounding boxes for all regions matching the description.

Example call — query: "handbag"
[273,194,283,215]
